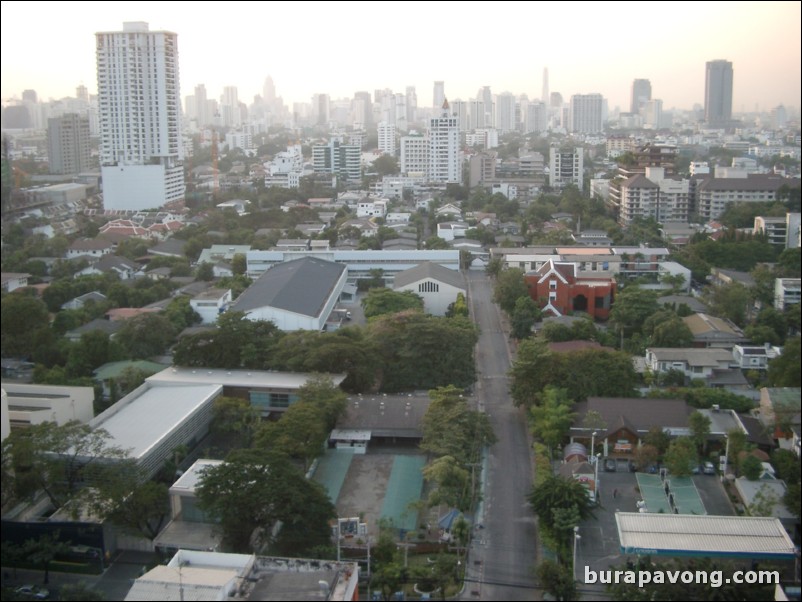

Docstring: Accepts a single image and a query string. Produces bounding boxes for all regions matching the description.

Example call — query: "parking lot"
[574,465,735,599]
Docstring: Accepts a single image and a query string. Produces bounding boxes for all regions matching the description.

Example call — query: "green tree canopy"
[529,387,576,452]
[664,436,697,477]
[196,448,335,553]
[361,288,424,319]
[492,267,529,315]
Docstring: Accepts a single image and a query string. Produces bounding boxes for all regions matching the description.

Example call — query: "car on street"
[604,458,617,472]
[703,461,716,475]
[15,586,49,600]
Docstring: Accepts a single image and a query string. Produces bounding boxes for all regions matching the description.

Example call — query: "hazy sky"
[2,1,800,113]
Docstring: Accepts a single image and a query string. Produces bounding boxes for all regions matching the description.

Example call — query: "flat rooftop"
[148,367,346,389]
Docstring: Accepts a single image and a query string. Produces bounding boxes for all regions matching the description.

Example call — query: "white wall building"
[377,121,396,156]
[393,262,467,316]
[97,22,184,210]
[569,93,604,134]
[428,100,461,183]
[400,134,428,175]
[190,288,233,324]
[1,383,95,440]
[549,146,584,190]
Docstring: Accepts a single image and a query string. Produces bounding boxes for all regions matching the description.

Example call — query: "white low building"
[1,383,95,440]
[393,261,467,316]
[190,288,233,324]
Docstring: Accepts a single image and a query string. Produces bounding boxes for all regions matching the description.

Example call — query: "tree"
[211,396,260,448]
[116,313,177,359]
[529,387,576,454]
[423,455,471,511]
[770,449,800,485]
[726,428,747,467]
[196,448,335,553]
[195,261,214,281]
[703,282,751,327]
[372,154,400,177]
[446,292,469,318]
[295,375,348,431]
[21,532,72,584]
[664,437,697,477]
[643,310,694,348]
[255,402,327,471]
[767,336,801,387]
[633,444,659,472]
[740,454,762,481]
[492,268,528,315]
[609,286,659,347]
[231,253,247,276]
[536,559,577,601]
[529,475,594,563]
[4,420,130,508]
[0,291,51,358]
[362,288,424,319]
[643,426,671,456]
[485,257,503,278]
[104,480,170,541]
[511,295,541,339]
[688,411,711,455]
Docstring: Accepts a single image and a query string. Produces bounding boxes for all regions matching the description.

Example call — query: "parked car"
[703,461,716,475]
[604,458,617,472]
[15,586,49,600]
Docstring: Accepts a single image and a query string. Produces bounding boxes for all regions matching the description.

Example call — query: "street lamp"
[572,526,581,583]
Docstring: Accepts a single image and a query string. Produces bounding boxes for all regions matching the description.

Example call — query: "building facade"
[569,93,603,134]
[96,21,185,210]
[549,146,584,191]
[705,60,733,125]
[428,101,461,183]
[47,113,92,175]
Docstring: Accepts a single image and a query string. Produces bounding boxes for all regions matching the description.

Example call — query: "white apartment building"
[618,167,690,225]
[495,92,517,133]
[569,94,604,134]
[97,22,185,210]
[377,122,396,156]
[313,140,361,181]
[549,146,584,191]
[400,134,428,175]
[696,174,795,220]
[524,101,548,135]
[428,100,462,183]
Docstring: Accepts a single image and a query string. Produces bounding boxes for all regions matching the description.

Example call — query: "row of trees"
[173,309,479,393]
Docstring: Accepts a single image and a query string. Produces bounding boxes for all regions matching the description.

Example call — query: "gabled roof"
[93,254,140,272]
[647,347,734,367]
[231,257,346,318]
[683,313,744,338]
[572,397,690,437]
[69,238,113,251]
[393,262,466,291]
[535,259,575,284]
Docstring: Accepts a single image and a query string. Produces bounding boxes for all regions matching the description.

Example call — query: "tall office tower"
[480,86,494,128]
[221,86,241,128]
[47,113,91,175]
[451,99,470,132]
[263,76,276,105]
[705,60,733,125]
[569,93,604,134]
[643,99,663,129]
[313,93,330,126]
[377,121,396,156]
[428,99,461,183]
[76,85,89,104]
[433,81,445,110]
[354,91,373,129]
[550,92,563,108]
[524,101,548,134]
[495,92,516,133]
[405,86,417,123]
[96,21,184,211]
[22,89,38,104]
[194,84,209,127]
[542,68,549,104]
[630,79,652,114]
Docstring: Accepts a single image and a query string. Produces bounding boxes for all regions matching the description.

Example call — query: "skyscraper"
[705,60,733,125]
[433,81,445,110]
[542,68,549,104]
[569,94,604,134]
[48,113,92,175]
[630,79,652,114]
[96,22,184,210]
[428,99,461,183]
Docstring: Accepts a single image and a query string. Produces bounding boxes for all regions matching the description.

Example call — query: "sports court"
[635,472,706,515]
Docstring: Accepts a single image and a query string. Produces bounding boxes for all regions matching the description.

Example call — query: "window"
[418,281,439,293]
[549,280,557,290]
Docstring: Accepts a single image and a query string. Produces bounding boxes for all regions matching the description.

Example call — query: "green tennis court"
[636,473,672,514]
[313,450,354,504]
[380,455,426,531]
[666,476,706,515]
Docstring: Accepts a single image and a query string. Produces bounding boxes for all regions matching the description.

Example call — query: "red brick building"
[525,260,616,320]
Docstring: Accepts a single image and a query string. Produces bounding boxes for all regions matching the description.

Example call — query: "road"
[464,269,539,600]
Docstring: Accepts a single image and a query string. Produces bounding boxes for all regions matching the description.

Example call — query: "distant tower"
[630,79,652,114]
[22,89,38,104]
[195,84,209,127]
[542,68,549,104]
[705,60,733,125]
[433,81,445,110]
[96,21,184,210]
[48,113,91,175]
[75,85,89,103]
[263,76,276,104]
[428,99,461,183]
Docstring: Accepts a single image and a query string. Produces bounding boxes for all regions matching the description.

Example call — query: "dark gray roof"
[624,174,659,188]
[393,262,466,291]
[65,318,123,339]
[148,238,187,256]
[572,397,690,437]
[697,174,796,192]
[231,257,346,318]
[94,255,140,272]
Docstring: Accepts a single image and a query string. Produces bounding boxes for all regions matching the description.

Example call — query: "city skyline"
[1,1,800,114]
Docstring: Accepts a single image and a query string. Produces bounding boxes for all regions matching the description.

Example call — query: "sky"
[2,1,800,113]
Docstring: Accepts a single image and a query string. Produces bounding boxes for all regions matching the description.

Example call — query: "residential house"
[64,318,123,342]
[683,312,747,349]
[570,397,691,457]
[644,347,746,387]
[757,387,801,452]
[61,291,107,311]
[435,203,462,218]
[0,272,31,293]
[76,255,141,280]
[436,222,469,242]
[524,259,616,320]
[732,344,782,371]
[66,238,113,259]
[775,278,801,311]
[393,262,467,316]
[190,288,233,324]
